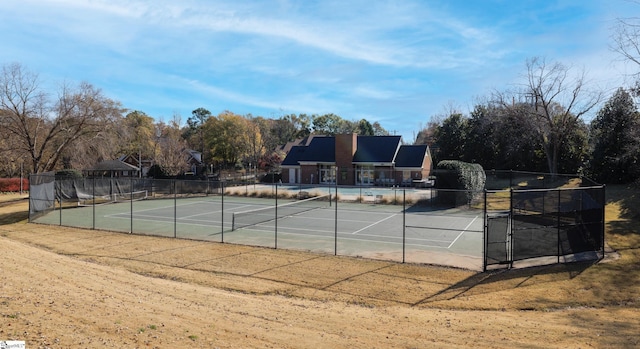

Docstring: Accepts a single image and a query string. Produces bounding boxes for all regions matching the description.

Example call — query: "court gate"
[483,185,605,271]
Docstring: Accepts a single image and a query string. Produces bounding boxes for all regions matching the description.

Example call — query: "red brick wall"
[300,165,316,184]
[335,134,357,185]
[281,168,292,183]
[422,149,432,178]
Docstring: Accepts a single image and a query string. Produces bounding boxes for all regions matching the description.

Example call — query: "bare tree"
[243,116,265,171]
[0,63,124,173]
[156,116,189,176]
[64,122,124,170]
[0,135,25,177]
[613,11,640,93]
[497,57,602,174]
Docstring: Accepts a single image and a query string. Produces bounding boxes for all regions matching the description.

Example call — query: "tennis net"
[232,194,331,231]
[78,190,148,206]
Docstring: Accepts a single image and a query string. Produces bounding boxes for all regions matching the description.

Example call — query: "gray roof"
[352,136,401,163]
[395,145,429,168]
[300,137,335,162]
[282,136,335,165]
[280,134,428,168]
[281,145,308,166]
[88,160,139,171]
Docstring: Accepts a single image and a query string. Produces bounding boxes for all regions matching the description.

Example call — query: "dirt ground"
[1,194,639,348]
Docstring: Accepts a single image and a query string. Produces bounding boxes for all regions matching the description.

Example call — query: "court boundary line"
[87,201,482,251]
[448,216,479,248]
[352,214,398,234]
[231,226,464,250]
[237,224,458,248]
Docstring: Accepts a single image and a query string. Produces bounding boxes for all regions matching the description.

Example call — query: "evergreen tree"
[588,88,640,183]
[433,113,468,163]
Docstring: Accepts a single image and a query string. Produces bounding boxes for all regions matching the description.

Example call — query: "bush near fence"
[0,178,29,192]
[436,160,486,206]
[28,172,605,270]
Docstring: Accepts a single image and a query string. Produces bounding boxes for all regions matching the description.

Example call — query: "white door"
[289,168,296,184]
[357,166,374,185]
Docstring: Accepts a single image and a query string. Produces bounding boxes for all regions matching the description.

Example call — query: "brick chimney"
[335,133,357,185]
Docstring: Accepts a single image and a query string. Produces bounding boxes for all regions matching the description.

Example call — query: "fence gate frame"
[483,184,605,271]
[484,211,512,270]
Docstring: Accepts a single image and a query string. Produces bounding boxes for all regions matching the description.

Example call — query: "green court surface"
[33,195,485,270]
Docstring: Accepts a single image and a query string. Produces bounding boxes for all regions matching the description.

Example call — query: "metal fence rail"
[28,174,605,271]
[484,185,605,270]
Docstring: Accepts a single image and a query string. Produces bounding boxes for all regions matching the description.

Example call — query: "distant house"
[85,148,205,179]
[83,160,140,178]
[185,149,204,175]
[119,154,152,177]
[275,135,317,154]
[280,134,432,186]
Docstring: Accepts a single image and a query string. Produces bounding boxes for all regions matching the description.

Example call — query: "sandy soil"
[0,197,639,348]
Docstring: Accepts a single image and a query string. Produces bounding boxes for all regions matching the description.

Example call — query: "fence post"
[275,183,278,249]
[557,189,561,264]
[509,188,514,269]
[221,181,225,243]
[542,188,545,216]
[92,177,96,230]
[601,185,606,259]
[482,189,487,272]
[174,180,177,239]
[402,190,406,264]
[130,176,134,234]
[334,181,338,256]
[58,179,62,226]
[27,174,31,222]
[509,170,513,188]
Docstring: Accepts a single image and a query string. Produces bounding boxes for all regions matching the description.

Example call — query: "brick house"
[280,134,432,186]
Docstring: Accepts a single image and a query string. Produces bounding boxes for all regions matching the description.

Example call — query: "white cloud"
[3,0,634,144]
[6,0,508,72]
[178,76,344,115]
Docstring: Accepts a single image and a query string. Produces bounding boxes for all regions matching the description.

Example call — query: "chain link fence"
[29,171,605,271]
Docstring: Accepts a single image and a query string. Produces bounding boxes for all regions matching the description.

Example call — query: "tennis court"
[33,194,485,269]
[29,173,606,271]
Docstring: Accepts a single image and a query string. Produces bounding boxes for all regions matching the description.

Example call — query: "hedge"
[0,178,29,192]
[55,169,83,179]
[435,160,486,205]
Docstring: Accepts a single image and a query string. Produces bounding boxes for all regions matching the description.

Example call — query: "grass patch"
[2,185,639,312]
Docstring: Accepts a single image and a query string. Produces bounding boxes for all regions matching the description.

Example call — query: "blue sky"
[1,0,637,142]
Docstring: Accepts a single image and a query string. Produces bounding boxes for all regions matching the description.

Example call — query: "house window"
[403,170,411,184]
[356,165,374,185]
[319,165,335,184]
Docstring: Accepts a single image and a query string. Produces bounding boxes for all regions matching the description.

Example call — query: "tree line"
[2,13,640,184]
[1,58,639,184]
[416,57,640,184]
[414,14,640,185]
[0,63,389,178]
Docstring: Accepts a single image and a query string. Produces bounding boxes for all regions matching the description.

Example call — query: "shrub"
[147,164,169,179]
[436,160,486,190]
[260,172,281,183]
[0,178,29,192]
[55,169,83,179]
[436,160,486,206]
